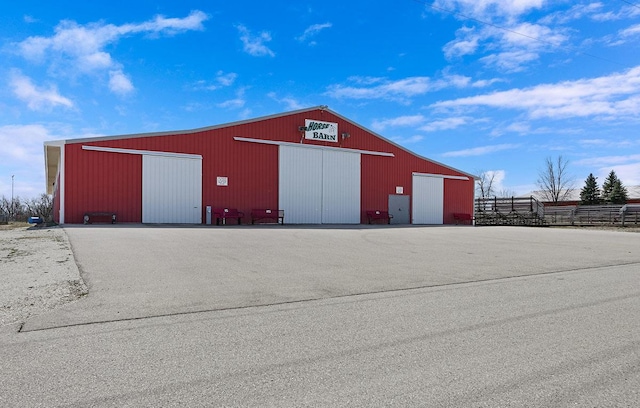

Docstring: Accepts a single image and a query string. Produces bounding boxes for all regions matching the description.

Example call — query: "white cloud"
[591,5,640,21]
[108,70,134,95]
[575,154,640,167]
[479,50,540,72]
[0,124,105,198]
[621,23,640,37]
[444,26,481,58]
[442,143,519,157]
[436,0,568,72]
[266,92,305,110]
[603,163,640,186]
[419,117,470,132]
[0,124,52,163]
[540,2,604,24]
[484,169,506,192]
[9,71,73,110]
[389,135,424,144]
[371,115,426,131]
[431,0,545,20]
[472,78,503,87]
[432,65,640,120]
[327,74,473,102]
[326,77,431,101]
[236,24,275,57]
[504,122,531,133]
[193,71,238,91]
[216,71,238,87]
[217,88,247,109]
[296,22,332,44]
[13,11,208,95]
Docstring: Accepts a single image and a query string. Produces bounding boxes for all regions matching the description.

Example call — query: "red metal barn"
[44,106,476,225]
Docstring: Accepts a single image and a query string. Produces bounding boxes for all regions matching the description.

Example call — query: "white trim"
[412,172,469,181]
[234,136,395,157]
[82,145,202,159]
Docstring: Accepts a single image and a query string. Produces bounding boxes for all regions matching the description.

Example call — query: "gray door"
[388,195,410,224]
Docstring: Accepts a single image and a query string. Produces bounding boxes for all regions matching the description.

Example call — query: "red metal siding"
[62,108,474,224]
[64,144,142,224]
[443,178,475,224]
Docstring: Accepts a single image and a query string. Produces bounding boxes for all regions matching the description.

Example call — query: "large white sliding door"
[279,146,323,224]
[412,174,444,224]
[142,155,202,224]
[322,149,360,223]
[279,145,360,224]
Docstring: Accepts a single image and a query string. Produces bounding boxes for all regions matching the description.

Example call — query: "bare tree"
[536,156,575,203]
[1,194,53,222]
[497,188,517,198]
[475,170,496,199]
[25,194,54,222]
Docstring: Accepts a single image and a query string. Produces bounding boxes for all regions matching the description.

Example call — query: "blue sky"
[1,0,640,199]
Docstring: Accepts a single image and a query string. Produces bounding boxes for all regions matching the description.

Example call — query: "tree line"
[477,156,631,205]
[579,170,628,205]
[0,194,54,222]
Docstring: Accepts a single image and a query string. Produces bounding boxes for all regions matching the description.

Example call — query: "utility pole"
[11,175,14,220]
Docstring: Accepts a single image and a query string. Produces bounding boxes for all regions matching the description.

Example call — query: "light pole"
[11,175,14,220]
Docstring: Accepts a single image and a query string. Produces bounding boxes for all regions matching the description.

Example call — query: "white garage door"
[412,174,444,224]
[322,149,361,224]
[142,155,202,224]
[279,146,323,224]
[279,145,360,224]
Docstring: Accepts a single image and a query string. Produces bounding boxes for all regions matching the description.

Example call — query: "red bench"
[453,213,473,225]
[366,210,393,224]
[251,209,284,224]
[213,208,244,225]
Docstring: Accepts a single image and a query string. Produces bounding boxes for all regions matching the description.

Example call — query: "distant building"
[528,186,640,206]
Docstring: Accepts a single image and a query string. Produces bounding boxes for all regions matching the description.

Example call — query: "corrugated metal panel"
[412,174,444,224]
[64,144,143,224]
[279,145,323,223]
[60,108,475,224]
[142,155,202,223]
[322,149,360,224]
[443,178,475,223]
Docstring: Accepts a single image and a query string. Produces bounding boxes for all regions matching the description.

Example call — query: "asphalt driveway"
[23,224,640,331]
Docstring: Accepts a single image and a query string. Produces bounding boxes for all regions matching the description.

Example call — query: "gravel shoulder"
[0,223,87,329]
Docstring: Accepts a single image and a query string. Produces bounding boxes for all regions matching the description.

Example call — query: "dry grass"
[0,222,30,231]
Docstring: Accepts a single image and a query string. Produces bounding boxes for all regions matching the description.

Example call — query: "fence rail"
[474,196,545,226]
[543,204,640,226]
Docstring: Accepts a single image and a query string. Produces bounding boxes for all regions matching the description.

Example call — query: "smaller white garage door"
[142,155,202,224]
[412,174,444,224]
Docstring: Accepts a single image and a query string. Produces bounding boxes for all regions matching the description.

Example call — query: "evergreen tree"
[579,173,600,205]
[609,179,628,204]
[601,170,619,203]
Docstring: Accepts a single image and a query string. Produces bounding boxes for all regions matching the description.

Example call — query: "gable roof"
[44,106,477,193]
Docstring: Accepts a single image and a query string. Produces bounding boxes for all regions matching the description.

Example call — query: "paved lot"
[22,225,640,331]
[2,225,640,407]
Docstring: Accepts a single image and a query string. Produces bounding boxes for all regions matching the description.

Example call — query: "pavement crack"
[19,260,640,333]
